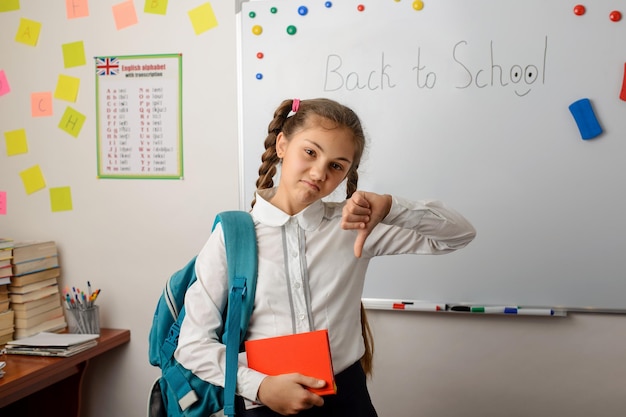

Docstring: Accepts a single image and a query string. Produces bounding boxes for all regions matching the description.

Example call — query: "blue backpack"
[148,211,258,417]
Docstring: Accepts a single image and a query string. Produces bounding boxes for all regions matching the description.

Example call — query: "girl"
[175,98,476,416]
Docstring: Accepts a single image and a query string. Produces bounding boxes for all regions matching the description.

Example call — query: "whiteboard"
[238,0,626,311]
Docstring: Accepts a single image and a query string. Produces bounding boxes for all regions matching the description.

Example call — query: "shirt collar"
[252,188,325,231]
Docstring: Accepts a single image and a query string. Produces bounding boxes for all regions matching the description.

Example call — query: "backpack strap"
[213,211,258,417]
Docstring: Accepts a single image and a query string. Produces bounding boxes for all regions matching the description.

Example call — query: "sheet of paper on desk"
[6,331,99,347]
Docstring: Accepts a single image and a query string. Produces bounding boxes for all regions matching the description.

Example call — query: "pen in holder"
[67,305,100,334]
[64,283,101,334]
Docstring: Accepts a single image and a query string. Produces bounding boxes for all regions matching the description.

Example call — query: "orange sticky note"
[20,165,46,195]
[58,106,86,138]
[144,0,168,15]
[54,74,80,102]
[50,186,73,212]
[188,2,218,35]
[15,17,42,46]
[31,92,53,117]
[0,0,20,13]
[62,41,86,68]
[0,69,10,96]
[4,128,28,156]
[112,0,138,30]
[65,0,89,18]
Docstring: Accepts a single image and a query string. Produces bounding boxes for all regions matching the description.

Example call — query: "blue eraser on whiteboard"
[568,98,602,140]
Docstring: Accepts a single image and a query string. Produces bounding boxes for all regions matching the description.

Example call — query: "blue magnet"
[568,98,602,140]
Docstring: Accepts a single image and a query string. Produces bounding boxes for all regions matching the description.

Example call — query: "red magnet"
[256,52,264,59]
[609,10,622,22]
[357,4,365,12]
[573,4,585,16]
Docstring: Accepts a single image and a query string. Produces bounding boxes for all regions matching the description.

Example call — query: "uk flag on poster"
[96,57,120,76]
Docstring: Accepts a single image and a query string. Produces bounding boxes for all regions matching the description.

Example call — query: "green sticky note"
[58,106,86,138]
[50,186,73,212]
[4,128,28,156]
[144,0,168,15]
[15,17,41,46]
[54,74,80,102]
[62,41,86,68]
[20,165,46,195]
[0,0,20,13]
[188,2,218,35]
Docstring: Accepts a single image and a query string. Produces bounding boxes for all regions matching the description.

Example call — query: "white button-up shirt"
[175,188,476,402]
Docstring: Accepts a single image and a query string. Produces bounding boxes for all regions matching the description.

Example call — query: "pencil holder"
[67,305,100,334]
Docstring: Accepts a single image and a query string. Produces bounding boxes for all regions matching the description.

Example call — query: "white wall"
[1,2,625,417]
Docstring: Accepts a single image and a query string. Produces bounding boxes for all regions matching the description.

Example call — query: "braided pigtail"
[251,100,294,208]
[345,165,375,377]
[345,169,359,199]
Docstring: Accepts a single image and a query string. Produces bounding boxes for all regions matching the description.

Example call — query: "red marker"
[392,302,445,311]
[362,298,445,311]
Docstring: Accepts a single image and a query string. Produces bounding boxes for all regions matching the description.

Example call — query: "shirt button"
[291,251,298,258]
[294,282,301,289]
[298,313,305,321]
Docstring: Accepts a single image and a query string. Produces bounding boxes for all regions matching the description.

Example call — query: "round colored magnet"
[286,25,297,35]
[609,10,622,22]
[252,25,263,35]
[255,73,263,80]
[357,4,365,12]
[256,52,264,59]
[413,0,424,11]
[248,11,256,18]
[324,1,332,8]
[270,7,277,14]
[298,6,308,16]
[573,4,585,16]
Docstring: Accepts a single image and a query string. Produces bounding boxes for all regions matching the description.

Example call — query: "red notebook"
[245,329,336,396]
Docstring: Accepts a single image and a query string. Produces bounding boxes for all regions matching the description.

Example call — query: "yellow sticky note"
[113,0,138,30]
[31,91,53,117]
[0,0,20,13]
[54,74,80,102]
[58,106,86,138]
[144,0,168,15]
[65,0,89,18]
[4,128,28,156]
[20,165,46,195]
[188,2,218,35]
[15,17,42,46]
[62,41,86,68]
[50,186,73,212]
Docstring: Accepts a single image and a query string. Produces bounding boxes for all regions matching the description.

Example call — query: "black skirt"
[235,361,378,417]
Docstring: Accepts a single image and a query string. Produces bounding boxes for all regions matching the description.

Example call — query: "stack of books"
[9,241,67,339]
[0,238,15,344]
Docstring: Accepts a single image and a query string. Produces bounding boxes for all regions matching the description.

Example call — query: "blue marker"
[504,307,554,316]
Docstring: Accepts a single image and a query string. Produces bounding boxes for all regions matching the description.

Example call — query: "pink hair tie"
[291,98,300,113]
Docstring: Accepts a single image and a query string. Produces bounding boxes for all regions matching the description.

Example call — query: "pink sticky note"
[0,191,6,215]
[66,0,89,19]
[0,70,10,96]
[113,0,138,30]
[31,92,53,117]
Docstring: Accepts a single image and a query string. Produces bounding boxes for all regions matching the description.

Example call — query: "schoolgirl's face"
[273,118,355,215]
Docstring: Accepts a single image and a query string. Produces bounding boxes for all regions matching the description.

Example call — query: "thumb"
[353,228,370,258]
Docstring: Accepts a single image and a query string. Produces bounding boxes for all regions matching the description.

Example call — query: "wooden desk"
[0,328,130,416]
